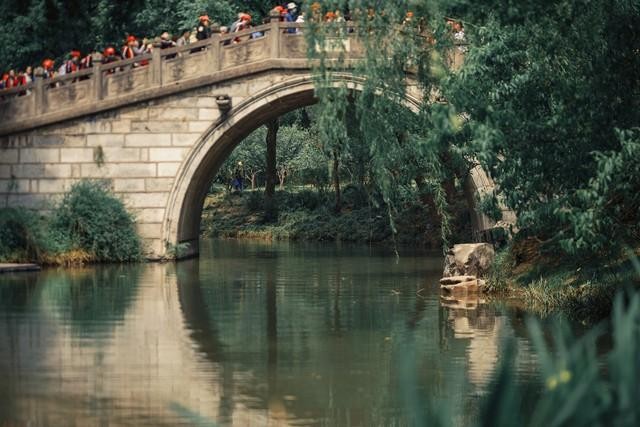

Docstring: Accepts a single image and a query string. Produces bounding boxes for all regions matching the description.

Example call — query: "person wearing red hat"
[232,13,253,43]
[42,59,55,79]
[196,15,212,41]
[65,50,81,74]
[272,5,286,21]
[102,47,118,74]
[122,35,137,60]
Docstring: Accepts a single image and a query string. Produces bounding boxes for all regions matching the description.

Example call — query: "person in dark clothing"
[285,2,299,33]
[196,15,212,41]
[160,31,177,59]
[233,162,244,192]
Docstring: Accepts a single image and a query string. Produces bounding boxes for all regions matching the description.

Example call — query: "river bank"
[484,238,640,321]
[201,186,471,249]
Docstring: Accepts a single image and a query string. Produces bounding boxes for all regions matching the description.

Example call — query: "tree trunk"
[250,173,257,190]
[264,119,279,222]
[278,170,286,189]
[333,149,341,214]
[265,119,278,198]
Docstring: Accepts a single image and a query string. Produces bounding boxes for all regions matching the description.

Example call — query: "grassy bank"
[201,185,471,248]
[486,237,640,321]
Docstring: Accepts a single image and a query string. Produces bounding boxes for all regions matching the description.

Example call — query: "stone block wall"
[0,74,286,257]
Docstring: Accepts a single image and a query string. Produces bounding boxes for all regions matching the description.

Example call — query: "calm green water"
[0,239,541,426]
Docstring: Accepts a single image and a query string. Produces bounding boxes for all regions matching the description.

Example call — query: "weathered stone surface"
[0,149,18,163]
[443,243,495,278]
[136,222,163,239]
[101,147,141,162]
[0,165,10,178]
[125,134,171,147]
[145,178,174,192]
[87,134,125,147]
[12,164,71,178]
[157,162,181,177]
[38,179,74,193]
[31,135,64,146]
[133,208,166,223]
[131,121,189,133]
[148,108,198,121]
[149,148,187,162]
[113,178,146,193]
[20,148,59,163]
[111,120,132,133]
[198,108,220,121]
[60,148,94,163]
[0,178,29,193]
[60,135,87,147]
[172,133,200,146]
[188,121,212,133]
[81,163,156,178]
[123,192,169,208]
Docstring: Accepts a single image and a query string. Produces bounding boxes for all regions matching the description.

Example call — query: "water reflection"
[0,239,541,426]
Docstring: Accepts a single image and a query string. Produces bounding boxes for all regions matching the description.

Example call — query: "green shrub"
[49,180,142,262]
[0,207,50,262]
[245,190,264,211]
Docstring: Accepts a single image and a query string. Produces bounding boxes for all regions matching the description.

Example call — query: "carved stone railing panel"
[104,65,153,99]
[221,36,271,69]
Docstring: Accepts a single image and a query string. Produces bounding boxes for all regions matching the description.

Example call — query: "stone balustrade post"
[33,77,45,115]
[208,36,221,71]
[152,48,163,86]
[270,11,281,59]
[92,64,104,101]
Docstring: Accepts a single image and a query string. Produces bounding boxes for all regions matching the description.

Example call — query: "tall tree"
[264,119,279,222]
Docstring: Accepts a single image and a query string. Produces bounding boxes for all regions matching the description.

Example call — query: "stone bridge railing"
[0,21,364,136]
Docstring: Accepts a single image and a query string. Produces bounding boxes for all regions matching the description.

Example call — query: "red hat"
[274,6,285,13]
[2,74,8,81]
[241,13,251,22]
[104,47,116,56]
[199,15,210,22]
[127,35,137,43]
[70,50,81,58]
[42,59,54,69]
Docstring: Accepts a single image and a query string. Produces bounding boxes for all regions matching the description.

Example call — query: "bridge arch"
[163,73,490,258]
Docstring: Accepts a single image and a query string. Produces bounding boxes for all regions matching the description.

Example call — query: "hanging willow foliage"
[304,0,473,251]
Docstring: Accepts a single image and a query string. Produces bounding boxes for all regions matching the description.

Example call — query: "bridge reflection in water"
[0,240,539,426]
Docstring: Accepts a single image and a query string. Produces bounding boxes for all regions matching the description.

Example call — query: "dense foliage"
[0,0,277,70]
[0,180,141,264]
[306,0,640,259]
[50,180,142,262]
[214,107,472,245]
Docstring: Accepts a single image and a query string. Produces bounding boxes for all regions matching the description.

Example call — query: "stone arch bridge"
[0,20,512,259]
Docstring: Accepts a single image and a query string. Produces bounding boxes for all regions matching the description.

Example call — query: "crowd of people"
[0,3,466,94]
[0,2,305,93]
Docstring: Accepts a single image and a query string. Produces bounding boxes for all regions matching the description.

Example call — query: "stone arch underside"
[164,74,502,258]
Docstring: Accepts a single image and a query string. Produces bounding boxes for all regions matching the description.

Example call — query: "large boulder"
[443,243,495,278]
